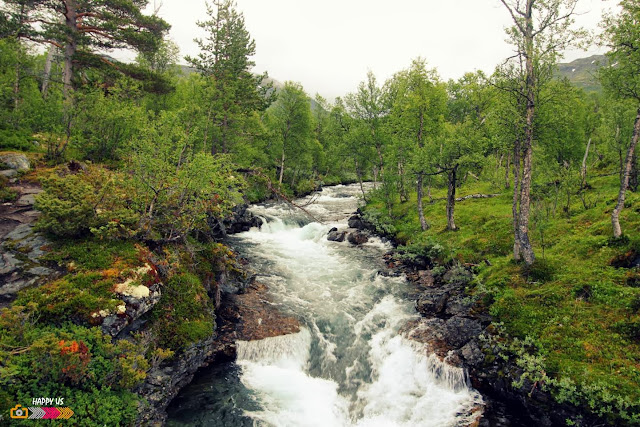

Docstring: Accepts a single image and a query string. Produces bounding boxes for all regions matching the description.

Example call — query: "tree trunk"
[62,0,78,99]
[517,2,536,265]
[512,136,521,260]
[41,46,57,99]
[581,138,592,189]
[505,152,511,189]
[518,107,536,264]
[446,167,458,231]
[278,149,285,184]
[612,108,640,238]
[630,151,638,192]
[417,173,429,231]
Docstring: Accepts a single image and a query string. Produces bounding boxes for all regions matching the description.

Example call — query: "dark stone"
[416,292,449,317]
[327,230,347,242]
[347,231,369,245]
[443,317,482,349]
[459,340,484,367]
[348,215,365,230]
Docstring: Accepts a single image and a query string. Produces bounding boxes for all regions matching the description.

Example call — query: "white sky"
[143,0,617,99]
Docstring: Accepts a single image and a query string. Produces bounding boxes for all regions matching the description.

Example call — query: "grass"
[364,172,640,422]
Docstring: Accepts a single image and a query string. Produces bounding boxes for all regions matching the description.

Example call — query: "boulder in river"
[327,228,347,242]
[348,215,365,230]
[347,230,369,245]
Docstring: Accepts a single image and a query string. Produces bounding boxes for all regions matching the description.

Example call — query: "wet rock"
[416,292,449,317]
[460,340,484,367]
[417,269,435,287]
[327,229,347,242]
[347,230,369,245]
[209,204,263,237]
[0,153,30,172]
[443,317,483,349]
[348,215,365,230]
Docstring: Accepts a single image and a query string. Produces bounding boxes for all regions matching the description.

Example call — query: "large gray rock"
[0,153,30,172]
[443,317,483,349]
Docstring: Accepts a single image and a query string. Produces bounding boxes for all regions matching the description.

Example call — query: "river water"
[166,184,482,427]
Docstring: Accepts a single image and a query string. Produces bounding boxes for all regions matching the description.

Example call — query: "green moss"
[151,272,214,352]
[43,239,139,271]
[14,273,120,324]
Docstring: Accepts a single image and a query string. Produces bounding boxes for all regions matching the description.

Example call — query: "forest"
[0,0,639,425]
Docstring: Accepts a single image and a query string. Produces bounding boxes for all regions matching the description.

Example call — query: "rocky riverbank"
[135,208,300,426]
[345,211,607,427]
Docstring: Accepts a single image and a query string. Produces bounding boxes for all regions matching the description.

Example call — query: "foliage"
[34,165,139,239]
[0,307,145,426]
[128,110,245,238]
[151,272,214,352]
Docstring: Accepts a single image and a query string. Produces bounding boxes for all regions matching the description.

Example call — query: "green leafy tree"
[265,82,314,185]
[1,0,170,98]
[388,58,447,230]
[346,71,388,184]
[498,0,584,264]
[600,0,640,238]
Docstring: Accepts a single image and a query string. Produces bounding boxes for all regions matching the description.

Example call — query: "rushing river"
[166,184,482,427]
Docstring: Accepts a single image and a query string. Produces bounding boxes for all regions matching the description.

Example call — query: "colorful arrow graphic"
[42,407,61,419]
[58,407,74,419]
[27,407,45,419]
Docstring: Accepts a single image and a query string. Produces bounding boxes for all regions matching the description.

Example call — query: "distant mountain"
[555,54,607,92]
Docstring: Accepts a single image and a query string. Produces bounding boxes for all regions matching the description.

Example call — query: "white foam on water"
[230,184,482,427]
[237,329,350,427]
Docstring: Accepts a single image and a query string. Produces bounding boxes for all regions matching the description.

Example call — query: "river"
[166,183,482,426]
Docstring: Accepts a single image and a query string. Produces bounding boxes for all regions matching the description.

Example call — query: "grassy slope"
[364,172,640,416]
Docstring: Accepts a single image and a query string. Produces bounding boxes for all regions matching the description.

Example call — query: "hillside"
[555,54,607,92]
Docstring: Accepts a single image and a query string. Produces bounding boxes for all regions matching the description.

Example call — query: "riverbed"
[166,184,482,426]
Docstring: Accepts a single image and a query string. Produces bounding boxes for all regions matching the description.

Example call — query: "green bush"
[0,175,18,202]
[34,165,139,238]
[0,308,146,426]
[13,273,120,324]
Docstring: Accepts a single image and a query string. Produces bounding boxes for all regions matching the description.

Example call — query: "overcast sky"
[143,0,617,99]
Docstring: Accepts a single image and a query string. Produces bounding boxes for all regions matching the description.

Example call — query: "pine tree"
[1,0,170,98]
[186,0,271,155]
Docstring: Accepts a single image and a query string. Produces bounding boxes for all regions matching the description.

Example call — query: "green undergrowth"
[363,174,640,424]
[0,232,243,424]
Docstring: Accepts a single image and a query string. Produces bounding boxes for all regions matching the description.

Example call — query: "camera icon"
[10,405,29,419]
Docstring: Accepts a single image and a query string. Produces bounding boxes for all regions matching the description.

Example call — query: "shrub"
[34,165,139,238]
[0,310,146,426]
[0,175,18,202]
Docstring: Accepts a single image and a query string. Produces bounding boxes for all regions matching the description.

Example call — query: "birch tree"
[499,0,584,264]
[600,0,640,238]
